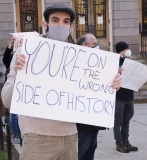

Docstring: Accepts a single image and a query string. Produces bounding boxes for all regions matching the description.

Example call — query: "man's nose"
[58,21,64,26]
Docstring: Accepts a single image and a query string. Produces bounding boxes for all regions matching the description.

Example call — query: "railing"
[0,102,4,151]
[141,31,147,56]
[0,98,22,160]
[0,112,12,160]
[0,105,12,160]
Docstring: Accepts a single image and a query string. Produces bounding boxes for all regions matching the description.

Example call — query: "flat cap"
[43,3,76,22]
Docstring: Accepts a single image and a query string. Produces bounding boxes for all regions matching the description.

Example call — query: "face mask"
[125,49,132,57]
[93,45,99,50]
[47,24,70,41]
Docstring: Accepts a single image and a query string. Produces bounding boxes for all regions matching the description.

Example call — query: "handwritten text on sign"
[10,35,119,128]
[120,58,147,91]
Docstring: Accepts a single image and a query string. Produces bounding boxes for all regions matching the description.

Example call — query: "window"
[74,0,106,39]
[75,0,88,38]
[93,0,106,38]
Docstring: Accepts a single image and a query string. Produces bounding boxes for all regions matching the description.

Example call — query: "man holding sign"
[1,3,121,160]
[76,33,106,160]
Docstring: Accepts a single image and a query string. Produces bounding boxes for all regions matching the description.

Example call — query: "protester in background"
[2,36,20,144]
[76,33,119,160]
[77,33,99,49]
[2,36,15,82]
[113,41,138,153]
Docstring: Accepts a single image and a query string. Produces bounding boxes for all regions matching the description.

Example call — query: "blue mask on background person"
[47,24,70,42]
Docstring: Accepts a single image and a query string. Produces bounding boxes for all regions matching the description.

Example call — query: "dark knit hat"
[115,41,129,53]
[43,3,76,23]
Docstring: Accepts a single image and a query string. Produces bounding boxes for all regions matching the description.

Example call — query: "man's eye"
[52,19,58,22]
[64,21,70,24]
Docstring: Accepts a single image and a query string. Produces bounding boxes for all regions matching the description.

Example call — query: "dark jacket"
[116,57,134,101]
[2,46,13,69]
[76,123,106,131]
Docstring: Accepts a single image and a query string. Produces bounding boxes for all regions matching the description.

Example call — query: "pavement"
[3,103,147,159]
[94,103,147,160]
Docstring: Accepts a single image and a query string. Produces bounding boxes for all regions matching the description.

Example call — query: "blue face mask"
[92,45,99,50]
[47,24,70,42]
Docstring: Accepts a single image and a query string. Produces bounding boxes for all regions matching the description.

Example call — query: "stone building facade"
[0,0,140,52]
[0,0,14,50]
[0,0,146,101]
[113,0,139,55]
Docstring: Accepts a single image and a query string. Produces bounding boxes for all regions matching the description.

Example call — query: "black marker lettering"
[62,47,76,79]
[87,98,97,113]
[59,91,66,105]
[77,96,85,112]
[88,53,99,68]
[93,70,100,80]
[49,45,65,77]
[31,42,50,75]
[24,85,34,104]
[79,79,88,90]
[104,101,109,114]
[98,57,107,69]
[67,93,74,110]
[25,39,41,74]
[46,90,59,105]
[70,49,85,82]
[93,100,104,114]
[16,81,22,102]
[33,86,41,105]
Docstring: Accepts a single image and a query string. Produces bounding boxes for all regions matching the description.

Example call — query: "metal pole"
[5,109,12,160]
[109,0,113,52]
[0,102,4,151]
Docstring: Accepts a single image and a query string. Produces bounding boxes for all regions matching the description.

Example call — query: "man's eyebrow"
[50,17,71,21]
[64,18,71,21]
[51,16,59,19]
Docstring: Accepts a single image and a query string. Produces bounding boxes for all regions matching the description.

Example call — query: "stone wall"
[0,0,14,90]
[0,0,14,50]
[113,0,139,54]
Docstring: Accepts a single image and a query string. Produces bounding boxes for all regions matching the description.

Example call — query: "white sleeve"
[1,48,21,109]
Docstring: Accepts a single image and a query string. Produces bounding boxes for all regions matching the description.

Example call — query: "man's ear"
[83,43,88,47]
[42,21,48,30]
[69,25,73,32]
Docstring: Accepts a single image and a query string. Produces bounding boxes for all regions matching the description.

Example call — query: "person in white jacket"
[1,3,121,160]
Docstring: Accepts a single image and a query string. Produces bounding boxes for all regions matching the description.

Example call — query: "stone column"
[113,0,139,54]
[0,0,14,50]
[0,0,14,88]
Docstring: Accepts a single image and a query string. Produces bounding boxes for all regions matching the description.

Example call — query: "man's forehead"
[87,36,97,42]
[49,11,71,19]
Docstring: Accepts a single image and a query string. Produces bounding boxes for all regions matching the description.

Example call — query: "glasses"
[86,42,98,45]
[92,45,98,48]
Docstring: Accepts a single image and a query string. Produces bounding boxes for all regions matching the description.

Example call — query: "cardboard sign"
[10,32,40,51]
[10,35,119,128]
[120,58,147,91]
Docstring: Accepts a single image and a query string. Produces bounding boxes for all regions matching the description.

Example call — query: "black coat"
[76,123,106,131]
[2,47,13,69]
